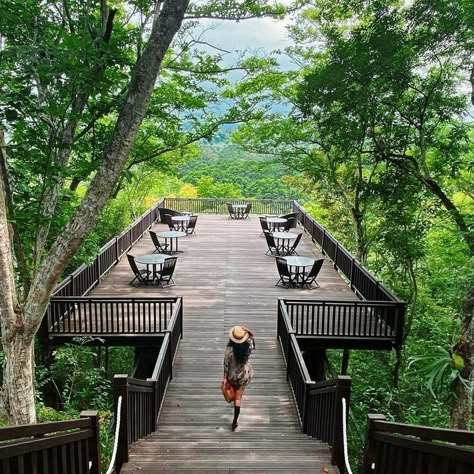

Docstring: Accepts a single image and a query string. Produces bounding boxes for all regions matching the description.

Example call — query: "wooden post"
[114,375,129,473]
[362,414,386,474]
[331,375,351,472]
[334,243,339,270]
[80,411,101,474]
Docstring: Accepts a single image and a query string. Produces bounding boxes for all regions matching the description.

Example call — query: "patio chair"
[226,202,236,219]
[186,215,198,235]
[264,230,281,256]
[156,256,178,288]
[279,212,299,228]
[300,258,324,289]
[165,214,176,231]
[149,230,169,254]
[259,216,270,237]
[275,257,295,288]
[281,217,295,232]
[243,202,252,219]
[159,207,180,222]
[127,254,151,286]
[288,233,303,256]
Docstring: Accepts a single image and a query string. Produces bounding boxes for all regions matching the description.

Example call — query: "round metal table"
[284,256,316,287]
[272,231,297,255]
[267,217,287,231]
[172,215,190,231]
[135,254,171,282]
[157,231,186,253]
[232,204,248,219]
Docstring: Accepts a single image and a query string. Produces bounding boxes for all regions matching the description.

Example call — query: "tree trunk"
[2,333,36,424]
[450,283,474,430]
[0,0,190,425]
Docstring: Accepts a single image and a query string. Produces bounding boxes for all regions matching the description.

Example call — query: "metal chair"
[226,203,236,219]
[156,256,178,288]
[165,214,176,230]
[275,257,295,288]
[279,212,299,228]
[149,231,169,254]
[281,217,295,232]
[288,233,303,255]
[301,258,324,289]
[127,255,151,286]
[259,216,270,237]
[243,202,252,219]
[264,230,281,256]
[186,215,198,235]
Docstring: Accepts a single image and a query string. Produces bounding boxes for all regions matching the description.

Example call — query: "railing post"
[80,410,101,474]
[331,375,352,472]
[115,236,119,263]
[350,258,355,289]
[321,229,326,255]
[114,375,129,473]
[301,382,309,433]
[334,243,339,270]
[362,414,386,474]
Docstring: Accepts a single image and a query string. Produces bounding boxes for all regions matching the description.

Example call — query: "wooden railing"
[277,301,350,473]
[293,201,402,303]
[47,297,178,337]
[281,298,405,349]
[162,197,293,216]
[0,412,101,474]
[362,414,474,473]
[52,199,163,298]
[113,298,183,472]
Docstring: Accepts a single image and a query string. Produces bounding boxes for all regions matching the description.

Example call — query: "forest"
[0,0,472,472]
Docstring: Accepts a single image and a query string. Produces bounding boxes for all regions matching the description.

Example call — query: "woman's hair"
[228,339,250,363]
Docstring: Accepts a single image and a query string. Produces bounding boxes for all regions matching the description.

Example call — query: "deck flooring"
[93,215,353,473]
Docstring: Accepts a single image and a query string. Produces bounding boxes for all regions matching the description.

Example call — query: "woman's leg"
[232,387,245,430]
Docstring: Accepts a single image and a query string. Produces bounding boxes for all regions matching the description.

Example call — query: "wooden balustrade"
[51,199,163,299]
[162,197,293,216]
[293,202,403,304]
[362,415,474,473]
[113,299,183,473]
[47,297,178,337]
[0,412,101,474]
[277,302,351,473]
[281,299,405,348]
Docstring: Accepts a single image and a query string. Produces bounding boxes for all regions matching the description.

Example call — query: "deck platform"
[88,215,351,472]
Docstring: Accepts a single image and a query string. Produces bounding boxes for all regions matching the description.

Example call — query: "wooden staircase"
[121,335,338,473]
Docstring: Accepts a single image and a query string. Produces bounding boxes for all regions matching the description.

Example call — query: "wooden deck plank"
[94,215,343,472]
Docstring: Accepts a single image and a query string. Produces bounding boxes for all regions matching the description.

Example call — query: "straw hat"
[229,325,249,344]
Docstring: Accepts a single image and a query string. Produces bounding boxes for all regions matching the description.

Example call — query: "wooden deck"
[91,215,352,472]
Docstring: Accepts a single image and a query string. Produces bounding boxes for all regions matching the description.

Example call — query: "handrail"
[293,201,404,304]
[342,397,354,474]
[105,395,122,474]
[362,414,474,473]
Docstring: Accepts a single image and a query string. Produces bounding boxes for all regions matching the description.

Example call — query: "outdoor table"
[172,215,190,231]
[267,217,287,231]
[157,231,186,253]
[135,254,171,282]
[284,256,315,287]
[232,204,247,219]
[272,231,297,255]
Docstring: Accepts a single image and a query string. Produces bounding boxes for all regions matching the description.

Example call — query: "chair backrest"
[127,254,140,277]
[290,233,303,250]
[282,217,295,231]
[226,203,234,215]
[149,230,163,250]
[244,203,252,214]
[259,216,269,232]
[264,230,277,248]
[275,257,291,277]
[165,214,175,229]
[308,258,324,278]
[187,215,197,229]
[161,257,178,279]
[279,212,299,228]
